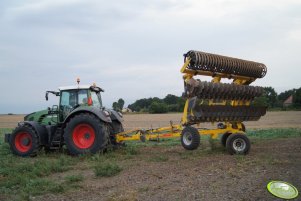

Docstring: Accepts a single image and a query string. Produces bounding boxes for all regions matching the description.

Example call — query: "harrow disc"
[184,50,267,78]
[185,79,264,100]
[188,105,267,124]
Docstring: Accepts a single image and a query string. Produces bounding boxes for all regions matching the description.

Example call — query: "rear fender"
[110,110,124,123]
[64,107,112,124]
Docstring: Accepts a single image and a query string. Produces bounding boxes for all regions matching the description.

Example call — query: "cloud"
[0,0,301,113]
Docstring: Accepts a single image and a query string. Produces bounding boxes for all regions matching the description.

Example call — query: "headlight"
[118,112,123,118]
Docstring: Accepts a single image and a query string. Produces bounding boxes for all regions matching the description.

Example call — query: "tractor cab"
[45,84,105,122]
[57,85,104,122]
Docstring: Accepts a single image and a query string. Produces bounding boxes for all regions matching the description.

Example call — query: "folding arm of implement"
[180,50,267,136]
[116,50,267,154]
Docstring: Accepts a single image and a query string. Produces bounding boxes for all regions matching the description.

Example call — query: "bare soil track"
[36,137,301,201]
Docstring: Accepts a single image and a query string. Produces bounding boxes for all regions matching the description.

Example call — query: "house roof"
[283,95,293,104]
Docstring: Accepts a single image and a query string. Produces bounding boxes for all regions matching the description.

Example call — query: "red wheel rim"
[72,124,96,149]
[15,132,32,153]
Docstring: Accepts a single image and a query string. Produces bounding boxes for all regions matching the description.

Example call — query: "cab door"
[59,89,89,122]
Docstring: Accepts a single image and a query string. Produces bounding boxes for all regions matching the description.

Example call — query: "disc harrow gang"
[184,50,267,78]
[185,79,264,100]
[189,105,267,123]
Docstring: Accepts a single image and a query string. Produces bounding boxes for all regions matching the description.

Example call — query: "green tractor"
[4,82,124,156]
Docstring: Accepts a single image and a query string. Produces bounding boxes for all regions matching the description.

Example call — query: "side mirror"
[45,92,49,101]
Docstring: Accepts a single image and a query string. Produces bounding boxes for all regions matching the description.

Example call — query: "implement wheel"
[9,124,39,157]
[226,133,250,155]
[220,132,231,147]
[64,113,109,155]
[181,126,200,150]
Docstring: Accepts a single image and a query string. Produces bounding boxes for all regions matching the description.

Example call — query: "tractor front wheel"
[64,113,109,155]
[9,124,39,157]
[181,126,200,150]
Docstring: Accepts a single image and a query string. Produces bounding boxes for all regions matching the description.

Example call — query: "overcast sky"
[0,0,300,114]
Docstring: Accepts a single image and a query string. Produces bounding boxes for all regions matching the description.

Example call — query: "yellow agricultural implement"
[115,50,267,154]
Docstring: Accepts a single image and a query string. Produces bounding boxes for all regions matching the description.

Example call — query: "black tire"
[9,124,39,157]
[64,113,109,155]
[181,126,200,150]
[220,132,231,147]
[109,120,124,145]
[226,133,250,155]
[241,123,246,132]
[111,120,124,134]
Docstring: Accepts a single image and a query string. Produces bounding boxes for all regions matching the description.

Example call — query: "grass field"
[0,126,301,201]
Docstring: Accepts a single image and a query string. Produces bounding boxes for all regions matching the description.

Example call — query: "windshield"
[91,91,102,107]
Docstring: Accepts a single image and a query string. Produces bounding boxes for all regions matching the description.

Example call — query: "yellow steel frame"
[116,122,244,143]
[115,56,254,143]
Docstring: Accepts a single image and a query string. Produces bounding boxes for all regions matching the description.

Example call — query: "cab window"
[78,90,88,105]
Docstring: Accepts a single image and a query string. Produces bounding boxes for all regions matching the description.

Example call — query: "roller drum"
[184,50,267,78]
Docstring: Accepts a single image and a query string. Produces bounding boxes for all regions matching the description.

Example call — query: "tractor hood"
[24,109,49,122]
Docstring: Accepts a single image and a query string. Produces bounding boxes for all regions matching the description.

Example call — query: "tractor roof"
[58,85,91,91]
[58,85,104,92]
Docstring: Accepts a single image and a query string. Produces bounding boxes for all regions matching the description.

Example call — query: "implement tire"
[226,133,250,155]
[9,124,39,157]
[181,126,200,150]
[221,132,231,147]
[64,113,109,155]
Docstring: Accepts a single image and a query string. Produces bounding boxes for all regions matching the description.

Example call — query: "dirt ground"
[36,137,301,201]
[1,111,301,129]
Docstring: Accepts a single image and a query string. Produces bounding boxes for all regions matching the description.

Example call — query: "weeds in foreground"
[65,174,84,183]
[94,162,122,177]
[149,155,169,162]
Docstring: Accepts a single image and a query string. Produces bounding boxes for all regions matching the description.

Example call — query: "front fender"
[64,107,112,124]
[23,121,48,145]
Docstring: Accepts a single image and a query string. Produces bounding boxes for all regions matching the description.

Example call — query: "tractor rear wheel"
[9,124,39,157]
[64,113,109,155]
[181,126,200,150]
[226,133,250,155]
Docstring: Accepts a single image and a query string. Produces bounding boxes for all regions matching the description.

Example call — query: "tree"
[112,102,119,111]
[252,96,268,107]
[117,98,125,110]
[263,87,278,108]
[112,98,125,111]
[164,94,178,105]
[293,87,301,107]
[149,102,168,114]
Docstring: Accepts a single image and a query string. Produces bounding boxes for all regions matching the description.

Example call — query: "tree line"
[113,87,301,113]
[127,94,186,113]
[253,87,301,109]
